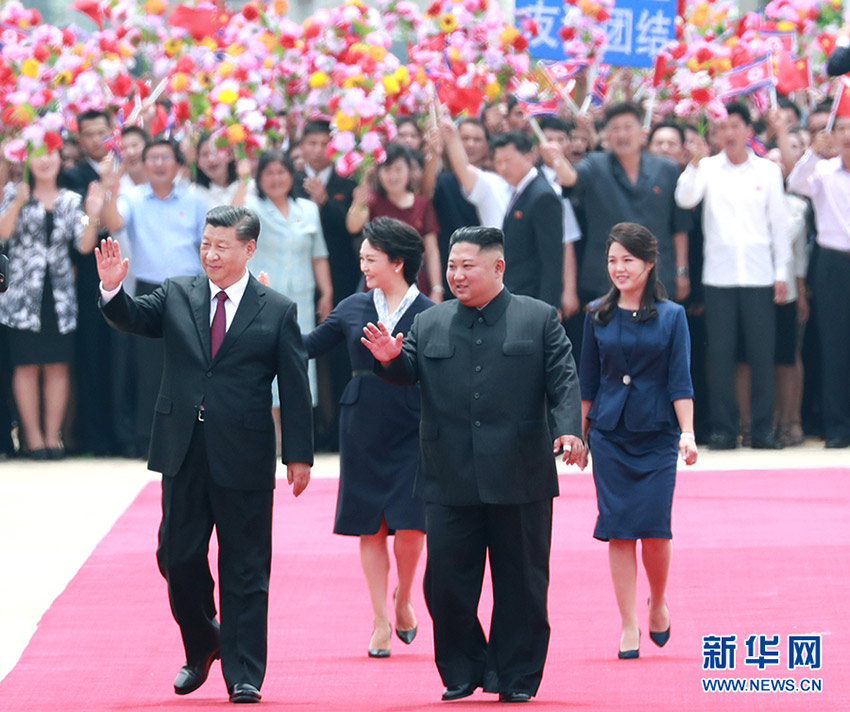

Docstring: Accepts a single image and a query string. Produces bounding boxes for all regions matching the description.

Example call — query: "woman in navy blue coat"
[579,222,698,660]
[304,217,433,658]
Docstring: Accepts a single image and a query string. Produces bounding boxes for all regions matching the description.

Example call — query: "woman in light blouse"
[247,151,333,440]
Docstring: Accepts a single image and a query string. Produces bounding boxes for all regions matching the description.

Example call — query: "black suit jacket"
[101,274,314,489]
[379,289,581,506]
[501,173,564,309]
[292,170,360,303]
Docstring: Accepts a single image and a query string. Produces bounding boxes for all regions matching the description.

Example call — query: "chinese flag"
[168,5,227,41]
[436,84,484,117]
[775,54,810,95]
[835,78,850,118]
[70,0,104,30]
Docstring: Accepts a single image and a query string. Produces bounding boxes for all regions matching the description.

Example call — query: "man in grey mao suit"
[96,206,314,704]
[362,226,586,703]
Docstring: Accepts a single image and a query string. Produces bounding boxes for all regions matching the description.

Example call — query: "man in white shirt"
[439,122,563,308]
[787,118,850,448]
[676,102,792,450]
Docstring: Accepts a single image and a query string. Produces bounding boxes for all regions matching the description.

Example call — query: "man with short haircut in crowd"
[291,119,360,450]
[547,102,692,307]
[787,113,850,448]
[439,122,563,309]
[64,110,116,455]
[676,102,792,451]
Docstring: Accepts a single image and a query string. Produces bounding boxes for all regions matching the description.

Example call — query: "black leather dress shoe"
[825,437,850,449]
[499,692,532,702]
[229,682,262,703]
[751,435,784,450]
[441,683,477,701]
[174,647,220,695]
[708,434,737,451]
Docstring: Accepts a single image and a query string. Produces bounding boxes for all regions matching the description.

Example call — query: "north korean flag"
[724,55,774,97]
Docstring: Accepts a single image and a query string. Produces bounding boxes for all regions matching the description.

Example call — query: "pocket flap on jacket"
[502,340,535,356]
[423,343,455,359]
[155,396,173,414]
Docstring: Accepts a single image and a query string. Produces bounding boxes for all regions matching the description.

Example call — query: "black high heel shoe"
[393,587,417,645]
[648,597,671,647]
[618,630,640,659]
[367,622,392,658]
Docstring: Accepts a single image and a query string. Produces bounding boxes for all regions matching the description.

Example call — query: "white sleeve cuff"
[100,282,122,304]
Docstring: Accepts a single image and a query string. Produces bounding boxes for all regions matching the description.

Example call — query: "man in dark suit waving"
[362,226,586,703]
[96,206,313,704]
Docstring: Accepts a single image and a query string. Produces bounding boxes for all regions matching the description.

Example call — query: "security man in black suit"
[96,206,313,704]
[362,226,585,703]
[494,131,564,310]
[291,119,360,450]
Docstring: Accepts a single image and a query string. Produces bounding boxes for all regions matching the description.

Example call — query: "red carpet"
[2,467,848,711]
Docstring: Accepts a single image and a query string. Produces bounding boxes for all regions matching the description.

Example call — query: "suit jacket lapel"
[211,276,266,365]
[189,277,213,363]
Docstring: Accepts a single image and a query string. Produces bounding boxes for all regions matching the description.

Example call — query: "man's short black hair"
[648,121,685,145]
[725,101,752,126]
[205,205,261,243]
[302,120,331,138]
[777,96,802,121]
[76,109,112,130]
[121,125,150,144]
[143,137,184,165]
[603,102,643,126]
[491,130,534,154]
[538,116,572,134]
[449,226,505,253]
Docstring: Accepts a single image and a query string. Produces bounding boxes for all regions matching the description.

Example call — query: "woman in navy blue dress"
[579,222,698,660]
[304,217,433,658]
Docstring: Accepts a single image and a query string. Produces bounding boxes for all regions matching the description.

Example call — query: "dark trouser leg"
[483,500,553,697]
[704,286,739,440]
[424,503,488,688]
[210,481,273,691]
[815,249,850,440]
[110,329,137,455]
[739,287,777,442]
[156,421,219,664]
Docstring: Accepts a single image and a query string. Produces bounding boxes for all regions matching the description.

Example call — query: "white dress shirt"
[464,168,511,228]
[305,163,334,186]
[207,268,250,331]
[542,164,582,244]
[787,149,850,253]
[675,151,792,287]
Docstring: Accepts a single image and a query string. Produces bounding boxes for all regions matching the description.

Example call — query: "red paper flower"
[44,132,63,152]
[242,2,260,21]
[559,26,576,41]
[691,87,712,104]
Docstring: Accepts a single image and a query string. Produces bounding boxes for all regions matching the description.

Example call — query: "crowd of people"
[1,82,849,460]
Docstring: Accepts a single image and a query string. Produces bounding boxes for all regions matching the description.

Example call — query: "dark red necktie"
[210,291,227,358]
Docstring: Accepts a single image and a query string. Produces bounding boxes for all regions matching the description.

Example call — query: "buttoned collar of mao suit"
[458,287,511,327]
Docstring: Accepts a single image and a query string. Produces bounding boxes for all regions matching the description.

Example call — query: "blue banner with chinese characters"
[516,0,677,68]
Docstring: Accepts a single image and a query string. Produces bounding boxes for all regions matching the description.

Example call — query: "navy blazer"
[579,299,693,432]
